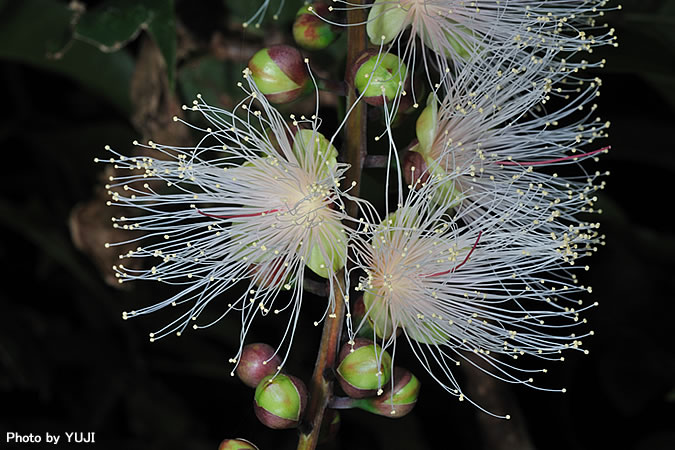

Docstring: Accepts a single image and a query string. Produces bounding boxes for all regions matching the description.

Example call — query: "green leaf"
[0,0,133,114]
[74,0,176,88]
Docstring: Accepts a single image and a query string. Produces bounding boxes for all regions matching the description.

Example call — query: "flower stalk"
[296,2,367,449]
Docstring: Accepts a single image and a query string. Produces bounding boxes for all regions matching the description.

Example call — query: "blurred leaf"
[0,0,133,114]
[74,0,176,87]
[178,55,239,107]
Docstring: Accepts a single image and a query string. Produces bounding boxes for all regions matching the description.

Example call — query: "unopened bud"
[236,343,282,388]
[350,50,409,106]
[248,45,311,104]
[218,438,259,450]
[293,3,341,50]
[354,367,420,418]
[254,374,308,429]
[337,338,392,398]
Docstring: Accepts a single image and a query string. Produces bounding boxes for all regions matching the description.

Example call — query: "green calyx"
[423,20,475,61]
[355,53,407,102]
[405,317,452,345]
[362,289,397,340]
[367,0,409,45]
[292,129,338,179]
[414,97,462,208]
[254,374,302,421]
[306,216,347,278]
[291,128,346,278]
[415,94,439,154]
[337,344,392,391]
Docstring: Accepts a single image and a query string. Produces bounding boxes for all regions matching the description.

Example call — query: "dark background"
[1,0,674,449]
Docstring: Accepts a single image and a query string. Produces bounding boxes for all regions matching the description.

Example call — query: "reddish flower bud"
[218,438,259,450]
[254,374,308,429]
[293,3,341,51]
[236,343,282,388]
[248,45,311,104]
[336,338,392,398]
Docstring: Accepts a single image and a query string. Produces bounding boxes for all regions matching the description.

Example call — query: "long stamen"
[496,147,610,167]
[421,230,482,278]
[196,209,280,219]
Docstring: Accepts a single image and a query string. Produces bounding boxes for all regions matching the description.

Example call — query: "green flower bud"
[337,338,392,398]
[248,45,311,104]
[354,367,420,418]
[350,50,409,106]
[293,3,341,51]
[218,438,259,450]
[254,374,308,429]
[236,343,282,388]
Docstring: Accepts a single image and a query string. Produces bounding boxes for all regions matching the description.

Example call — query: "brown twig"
[296,3,367,449]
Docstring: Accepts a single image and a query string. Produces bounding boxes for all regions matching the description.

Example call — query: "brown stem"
[296,3,368,449]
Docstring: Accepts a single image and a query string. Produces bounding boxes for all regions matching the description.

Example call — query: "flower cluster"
[100,0,614,426]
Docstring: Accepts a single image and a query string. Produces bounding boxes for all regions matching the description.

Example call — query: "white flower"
[97,76,349,370]
[347,179,600,415]
[408,46,610,235]
[331,0,617,94]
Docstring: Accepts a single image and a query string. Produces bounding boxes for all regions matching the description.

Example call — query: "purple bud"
[248,45,311,104]
[236,343,282,388]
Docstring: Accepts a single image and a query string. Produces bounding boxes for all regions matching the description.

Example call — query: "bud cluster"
[333,338,420,418]
[235,343,309,430]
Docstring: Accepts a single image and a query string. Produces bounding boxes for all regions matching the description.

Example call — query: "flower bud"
[218,438,259,450]
[354,367,420,418]
[293,3,341,51]
[236,343,282,388]
[248,45,311,104]
[350,50,408,106]
[336,338,392,398]
[254,374,308,429]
